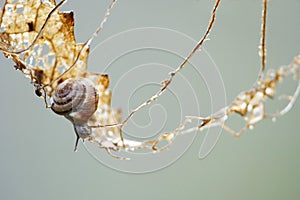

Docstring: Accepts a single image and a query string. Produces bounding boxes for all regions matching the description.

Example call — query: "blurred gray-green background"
[0,0,300,199]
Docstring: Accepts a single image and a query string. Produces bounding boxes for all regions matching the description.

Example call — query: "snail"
[50,78,99,151]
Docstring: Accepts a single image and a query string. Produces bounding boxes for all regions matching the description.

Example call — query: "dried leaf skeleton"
[0,0,299,160]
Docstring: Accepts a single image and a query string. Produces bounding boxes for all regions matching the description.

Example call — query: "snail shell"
[50,78,99,125]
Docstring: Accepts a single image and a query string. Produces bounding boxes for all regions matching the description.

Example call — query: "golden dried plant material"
[0,0,299,160]
[0,0,89,94]
[190,55,300,136]
[156,0,300,153]
[0,0,222,158]
[0,0,122,153]
[96,0,299,155]
[88,0,222,155]
[193,0,299,137]
[144,55,300,156]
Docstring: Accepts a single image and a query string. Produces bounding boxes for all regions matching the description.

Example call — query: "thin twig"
[258,0,267,81]
[92,0,222,129]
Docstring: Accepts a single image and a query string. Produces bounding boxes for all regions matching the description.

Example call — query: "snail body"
[50,78,99,150]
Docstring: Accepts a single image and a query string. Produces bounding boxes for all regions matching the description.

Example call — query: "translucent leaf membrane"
[187,55,300,138]
[0,0,171,158]
[1,0,299,160]
[0,0,91,94]
[0,0,123,154]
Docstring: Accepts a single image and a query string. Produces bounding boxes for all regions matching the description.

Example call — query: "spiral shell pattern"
[51,78,99,124]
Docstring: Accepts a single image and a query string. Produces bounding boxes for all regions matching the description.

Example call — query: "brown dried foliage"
[0,0,299,159]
